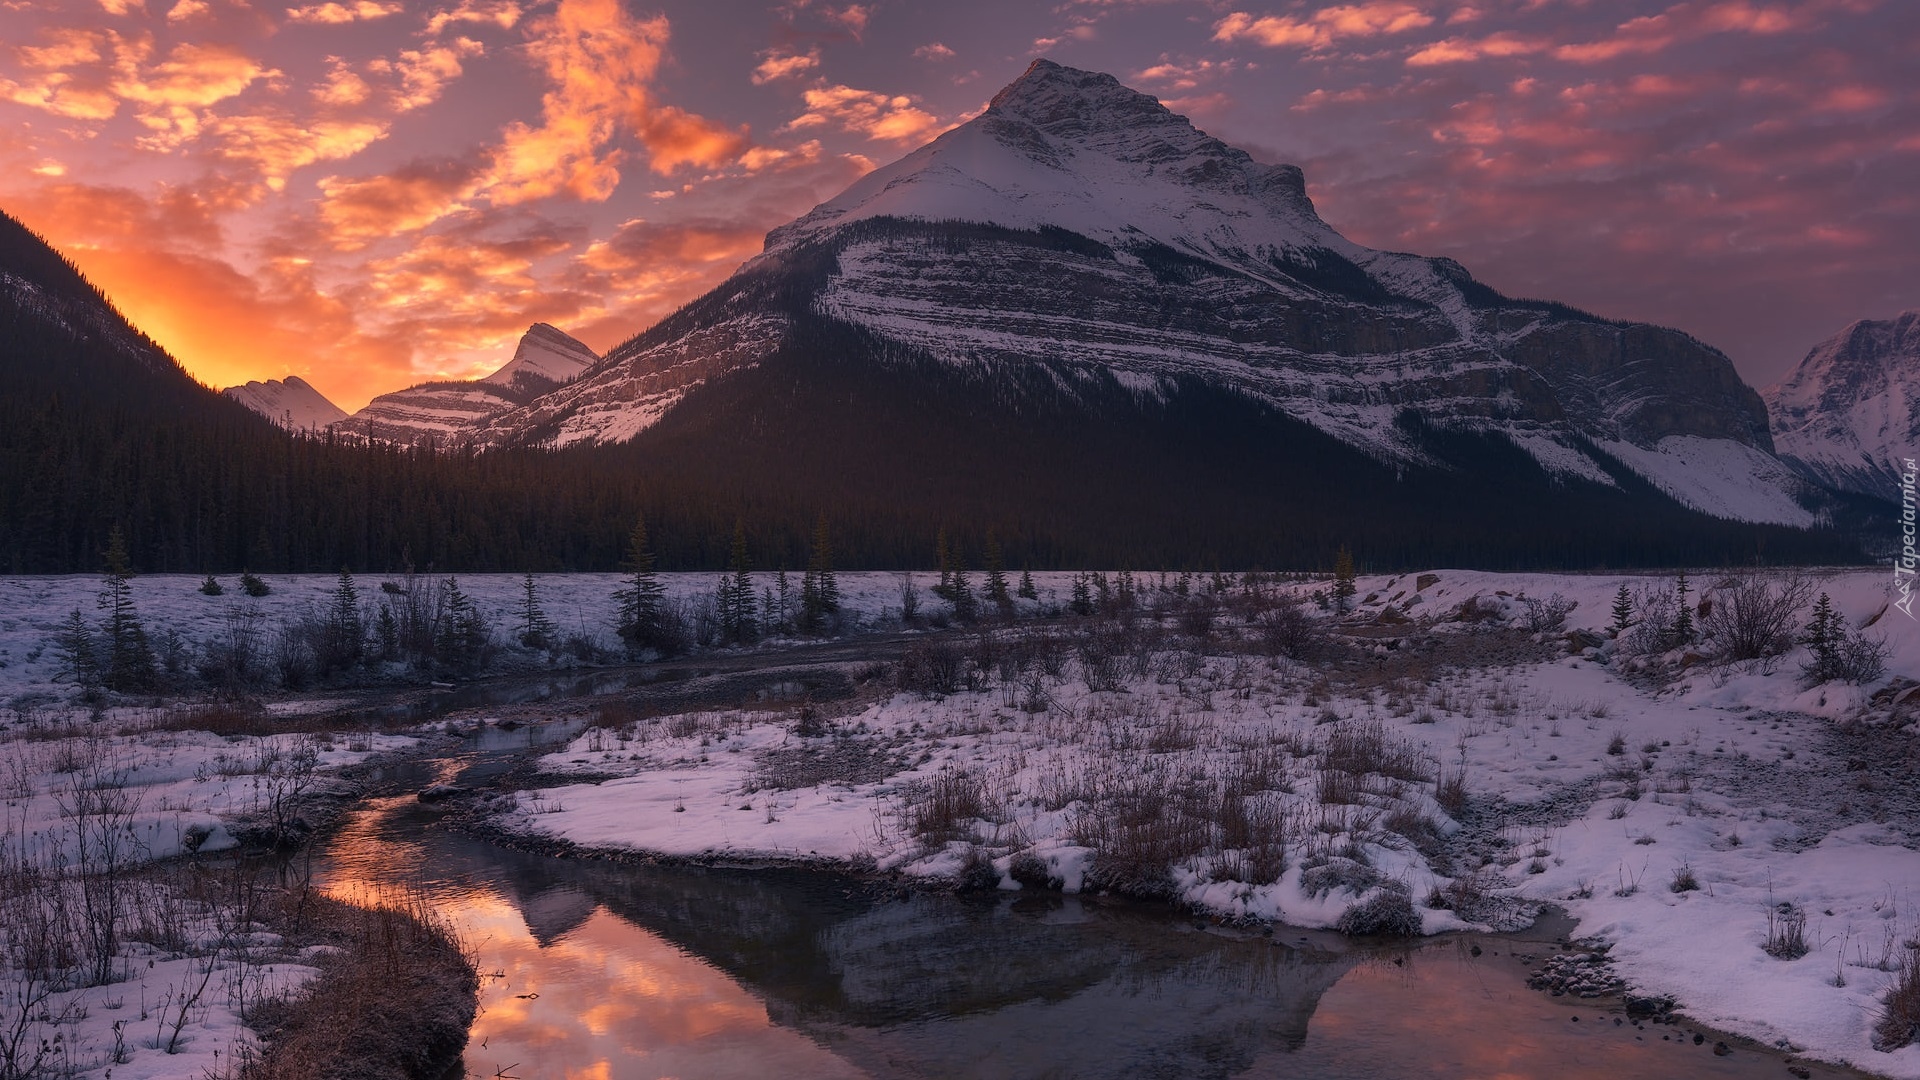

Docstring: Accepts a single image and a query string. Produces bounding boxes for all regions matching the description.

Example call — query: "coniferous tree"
[984,533,1012,616]
[199,575,223,596]
[722,521,757,644]
[933,528,955,601]
[774,569,794,635]
[320,567,364,672]
[614,516,667,654]
[435,576,488,674]
[517,572,556,650]
[375,603,400,662]
[801,514,840,632]
[55,607,99,690]
[1331,546,1357,614]
[1018,566,1038,602]
[1799,592,1839,682]
[1070,572,1094,617]
[1672,571,1694,646]
[240,571,271,597]
[97,527,155,692]
[950,563,976,623]
[1610,583,1633,636]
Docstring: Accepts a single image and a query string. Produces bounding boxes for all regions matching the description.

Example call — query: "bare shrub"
[1700,573,1811,667]
[1253,592,1323,660]
[1077,626,1129,693]
[1521,593,1576,633]
[898,640,966,698]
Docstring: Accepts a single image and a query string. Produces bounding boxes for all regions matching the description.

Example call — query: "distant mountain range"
[223,375,348,430]
[226,323,598,444]
[0,61,1892,571]
[1765,310,1920,499]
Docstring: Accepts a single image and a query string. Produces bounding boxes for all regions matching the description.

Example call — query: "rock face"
[223,376,348,430]
[470,61,1815,528]
[339,323,596,445]
[1765,310,1920,498]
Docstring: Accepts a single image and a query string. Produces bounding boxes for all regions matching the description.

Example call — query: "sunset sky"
[1,0,1914,412]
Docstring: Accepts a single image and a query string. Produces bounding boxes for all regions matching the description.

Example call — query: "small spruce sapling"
[199,574,224,596]
[1331,545,1358,614]
[984,533,1012,616]
[1610,583,1633,636]
[1671,571,1694,647]
[517,572,556,650]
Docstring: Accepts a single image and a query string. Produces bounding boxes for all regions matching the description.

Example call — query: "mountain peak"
[481,323,598,392]
[764,60,1317,257]
[223,375,348,430]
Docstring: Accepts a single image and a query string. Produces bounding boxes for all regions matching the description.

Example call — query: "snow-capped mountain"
[1764,310,1920,498]
[470,61,1816,529]
[223,375,348,430]
[339,323,596,445]
[481,322,599,396]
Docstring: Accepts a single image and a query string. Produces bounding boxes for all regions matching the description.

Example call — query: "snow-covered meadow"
[0,713,413,1078]
[3,565,1918,1075]
[464,566,1920,1076]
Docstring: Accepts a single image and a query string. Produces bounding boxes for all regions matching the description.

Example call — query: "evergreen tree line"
[0,207,1869,576]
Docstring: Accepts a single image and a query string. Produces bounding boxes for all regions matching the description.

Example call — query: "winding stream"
[301,706,1863,1080]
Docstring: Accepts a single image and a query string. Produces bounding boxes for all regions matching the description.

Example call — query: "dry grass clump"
[241,892,477,1080]
[1764,903,1809,960]
[903,767,987,842]
[1875,944,1920,1052]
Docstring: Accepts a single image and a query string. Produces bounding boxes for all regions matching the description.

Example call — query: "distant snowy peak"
[1765,310,1920,498]
[767,59,1329,265]
[481,323,598,395]
[222,376,348,430]
[338,323,595,446]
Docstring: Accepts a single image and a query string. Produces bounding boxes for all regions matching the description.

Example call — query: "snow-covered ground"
[463,566,1920,1077]
[0,570,1045,707]
[0,716,412,1078]
[4,565,1918,1074]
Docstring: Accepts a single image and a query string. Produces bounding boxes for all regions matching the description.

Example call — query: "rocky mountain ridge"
[469,60,1816,528]
[1765,310,1920,498]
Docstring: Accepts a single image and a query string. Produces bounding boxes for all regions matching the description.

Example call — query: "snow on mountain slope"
[1765,310,1920,498]
[223,375,349,430]
[340,323,595,445]
[475,61,1813,527]
[479,322,597,395]
[1593,436,1818,526]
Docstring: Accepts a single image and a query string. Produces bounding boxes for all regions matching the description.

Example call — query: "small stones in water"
[1527,951,1624,998]
[1694,1033,1705,1045]
[1788,1067,1811,1079]
[1713,1041,1732,1057]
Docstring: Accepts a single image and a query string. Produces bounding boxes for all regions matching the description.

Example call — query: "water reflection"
[318,793,1856,1080]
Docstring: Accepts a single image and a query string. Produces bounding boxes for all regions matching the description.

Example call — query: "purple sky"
[0,0,1913,410]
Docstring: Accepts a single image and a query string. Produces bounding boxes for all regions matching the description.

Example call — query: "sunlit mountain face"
[0,0,1913,411]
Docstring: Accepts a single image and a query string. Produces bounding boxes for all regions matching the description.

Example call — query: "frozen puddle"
[320,793,1864,1080]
